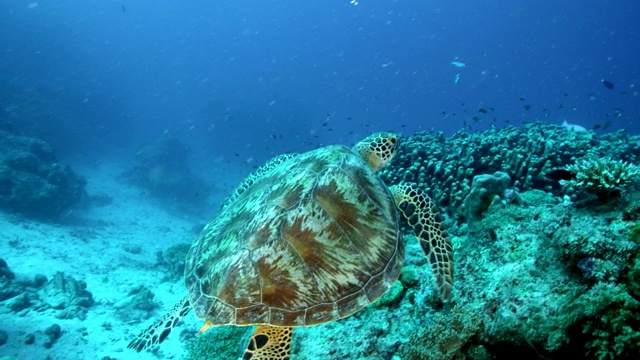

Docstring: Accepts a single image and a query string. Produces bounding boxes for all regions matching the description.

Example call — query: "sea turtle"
[127,132,454,359]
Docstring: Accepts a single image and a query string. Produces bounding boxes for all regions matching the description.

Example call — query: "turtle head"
[352,132,399,172]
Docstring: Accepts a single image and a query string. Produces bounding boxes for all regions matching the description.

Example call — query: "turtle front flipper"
[243,325,293,360]
[127,295,192,352]
[390,183,454,302]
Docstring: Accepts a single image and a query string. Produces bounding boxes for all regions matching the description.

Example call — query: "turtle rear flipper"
[127,295,192,352]
[243,325,293,360]
[391,183,454,302]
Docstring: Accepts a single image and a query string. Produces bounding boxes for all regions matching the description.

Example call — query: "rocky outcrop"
[0,129,87,218]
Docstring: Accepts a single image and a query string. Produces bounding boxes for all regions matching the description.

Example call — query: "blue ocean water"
[1,1,640,359]
[1,0,638,166]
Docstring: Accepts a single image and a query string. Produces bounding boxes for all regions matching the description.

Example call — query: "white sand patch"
[0,161,216,359]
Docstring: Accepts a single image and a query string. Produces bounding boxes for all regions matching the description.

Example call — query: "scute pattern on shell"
[184,145,403,327]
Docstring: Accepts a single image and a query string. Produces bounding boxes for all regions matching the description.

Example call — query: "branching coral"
[560,158,640,200]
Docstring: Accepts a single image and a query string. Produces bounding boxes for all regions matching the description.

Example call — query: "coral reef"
[462,171,512,222]
[0,129,87,218]
[116,124,640,360]
[283,188,637,360]
[389,189,638,359]
[379,122,640,222]
[283,125,640,359]
[156,242,191,281]
[121,136,212,213]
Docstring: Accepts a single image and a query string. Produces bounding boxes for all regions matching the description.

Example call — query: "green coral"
[628,222,640,243]
[560,158,640,200]
[373,281,405,308]
[183,325,252,360]
[576,283,640,360]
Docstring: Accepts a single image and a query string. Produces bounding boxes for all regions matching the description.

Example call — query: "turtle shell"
[184,144,404,327]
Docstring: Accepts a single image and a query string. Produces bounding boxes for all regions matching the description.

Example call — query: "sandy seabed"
[0,162,222,360]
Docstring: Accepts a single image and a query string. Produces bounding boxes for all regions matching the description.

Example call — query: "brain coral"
[379,122,640,221]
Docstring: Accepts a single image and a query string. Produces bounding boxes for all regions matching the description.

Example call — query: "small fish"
[546,169,575,182]
[454,73,461,84]
[592,124,601,130]
[613,108,623,117]
[523,104,531,111]
[561,120,587,132]
[601,79,615,90]
[451,61,466,68]
[603,120,612,130]
[478,108,488,114]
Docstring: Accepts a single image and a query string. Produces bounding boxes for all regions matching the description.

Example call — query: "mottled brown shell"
[184,144,404,327]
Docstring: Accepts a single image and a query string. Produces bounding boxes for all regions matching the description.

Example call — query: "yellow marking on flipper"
[198,319,213,335]
[243,325,293,360]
